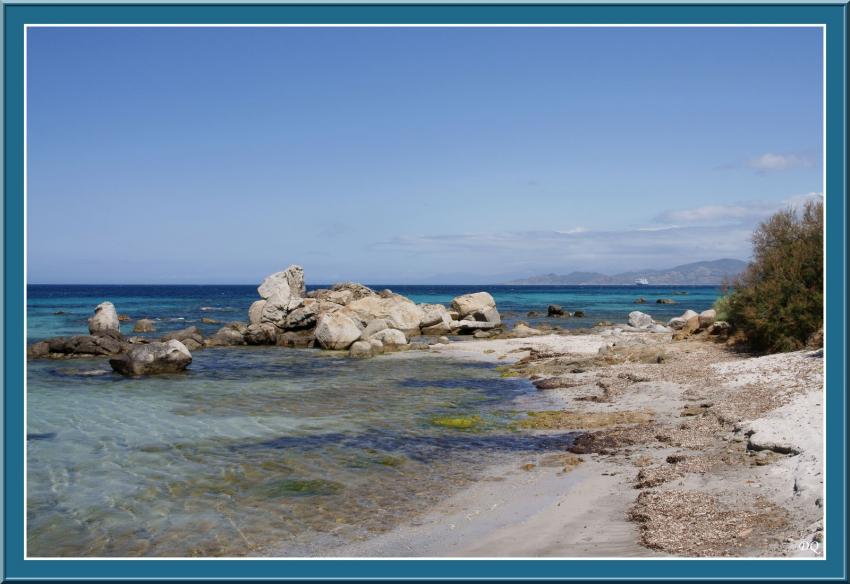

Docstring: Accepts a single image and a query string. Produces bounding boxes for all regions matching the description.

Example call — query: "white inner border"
[22,23,829,564]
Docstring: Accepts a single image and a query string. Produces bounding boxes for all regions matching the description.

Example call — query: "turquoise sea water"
[26,284,720,557]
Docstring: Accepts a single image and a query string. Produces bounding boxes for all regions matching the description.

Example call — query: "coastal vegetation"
[725,200,823,353]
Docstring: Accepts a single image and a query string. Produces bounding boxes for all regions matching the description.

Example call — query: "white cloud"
[656,192,822,225]
[746,152,813,172]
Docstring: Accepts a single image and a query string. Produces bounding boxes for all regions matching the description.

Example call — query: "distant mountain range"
[504,259,748,286]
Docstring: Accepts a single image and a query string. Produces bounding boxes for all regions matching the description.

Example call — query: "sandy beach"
[328,330,824,558]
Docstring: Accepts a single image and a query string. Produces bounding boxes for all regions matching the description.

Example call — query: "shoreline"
[317,330,824,558]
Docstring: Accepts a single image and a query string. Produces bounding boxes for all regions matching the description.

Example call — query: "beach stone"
[699,309,717,328]
[276,330,316,348]
[363,318,389,338]
[451,292,496,319]
[667,317,687,330]
[160,326,203,345]
[628,311,654,329]
[349,340,373,359]
[453,319,498,334]
[88,302,121,336]
[370,328,407,347]
[651,324,673,333]
[248,300,267,325]
[368,338,384,354]
[133,319,156,333]
[420,304,451,328]
[547,304,566,317]
[314,312,362,350]
[437,336,450,344]
[244,323,276,345]
[206,326,246,347]
[345,296,424,334]
[421,320,453,335]
[110,340,191,375]
[257,265,305,299]
[514,323,543,336]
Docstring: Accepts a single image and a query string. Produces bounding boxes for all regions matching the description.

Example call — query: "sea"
[26,284,720,557]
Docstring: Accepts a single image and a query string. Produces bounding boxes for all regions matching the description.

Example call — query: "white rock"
[363,318,389,338]
[420,304,451,328]
[88,301,121,335]
[314,312,362,350]
[109,340,191,375]
[257,265,306,299]
[513,323,543,336]
[628,311,654,329]
[248,300,267,326]
[260,285,293,327]
[699,309,717,328]
[370,328,408,346]
[349,340,373,359]
[345,296,424,334]
[451,292,496,319]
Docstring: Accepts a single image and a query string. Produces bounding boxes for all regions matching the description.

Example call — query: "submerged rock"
[547,304,566,317]
[109,340,192,375]
[133,318,156,333]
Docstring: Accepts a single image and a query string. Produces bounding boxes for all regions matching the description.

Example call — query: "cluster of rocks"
[546,305,585,318]
[27,301,194,375]
[236,265,502,358]
[26,265,506,369]
[606,308,729,339]
[666,308,731,340]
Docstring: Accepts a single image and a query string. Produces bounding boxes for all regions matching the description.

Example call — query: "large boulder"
[344,296,424,334]
[370,328,407,346]
[451,292,496,319]
[257,265,306,299]
[248,300,267,326]
[88,302,120,335]
[699,309,717,328]
[667,309,699,330]
[260,287,300,327]
[244,323,276,345]
[349,340,374,359]
[628,311,654,329]
[109,340,192,376]
[206,325,246,347]
[420,304,451,328]
[547,304,566,317]
[363,318,389,338]
[314,312,362,350]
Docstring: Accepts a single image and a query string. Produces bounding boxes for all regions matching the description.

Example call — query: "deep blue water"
[27,284,721,342]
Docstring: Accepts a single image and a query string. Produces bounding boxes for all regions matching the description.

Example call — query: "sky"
[26,26,823,284]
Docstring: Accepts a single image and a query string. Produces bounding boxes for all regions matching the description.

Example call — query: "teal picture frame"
[3,2,847,580]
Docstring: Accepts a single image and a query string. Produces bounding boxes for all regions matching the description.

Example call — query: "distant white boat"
[634,278,650,286]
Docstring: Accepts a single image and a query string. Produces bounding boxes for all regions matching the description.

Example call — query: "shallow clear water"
[26,283,720,557]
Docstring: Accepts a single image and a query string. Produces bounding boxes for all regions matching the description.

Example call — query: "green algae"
[256,478,343,498]
[431,415,482,429]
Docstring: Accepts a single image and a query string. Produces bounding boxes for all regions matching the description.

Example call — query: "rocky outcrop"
[258,265,306,299]
[88,301,120,335]
[109,340,192,376]
[27,334,125,359]
[452,292,499,322]
[344,295,424,335]
[206,323,248,347]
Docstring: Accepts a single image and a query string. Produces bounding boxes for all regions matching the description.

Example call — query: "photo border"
[3,2,847,580]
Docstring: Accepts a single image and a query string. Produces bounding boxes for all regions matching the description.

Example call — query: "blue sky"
[27,26,823,284]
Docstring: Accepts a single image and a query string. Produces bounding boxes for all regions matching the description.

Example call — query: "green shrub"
[726,199,823,353]
[712,294,731,322]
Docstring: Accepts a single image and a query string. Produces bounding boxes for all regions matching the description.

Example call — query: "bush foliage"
[726,199,823,353]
